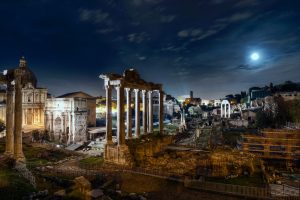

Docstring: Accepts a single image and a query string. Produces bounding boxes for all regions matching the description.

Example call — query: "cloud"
[132,0,162,6]
[211,0,224,5]
[234,0,260,8]
[139,56,147,60]
[172,67,190,78]
[127,32,149,43]
[229,12,252,22]
[161,15,176,23]
[185,12,252,41]
[79,9,110,24]
[177,30,189,37]
[216,12,253,23]
[96,28,115,34]
[177,28,202,38]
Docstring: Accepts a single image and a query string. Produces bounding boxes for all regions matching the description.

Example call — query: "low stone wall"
[127,135,173,165]
[104,144,132,166]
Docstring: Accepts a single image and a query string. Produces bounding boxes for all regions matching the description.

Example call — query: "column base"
[4,151,14,158]
[14,153,26,163]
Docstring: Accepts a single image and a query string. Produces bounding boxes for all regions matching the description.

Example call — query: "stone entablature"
[45,97,88,144]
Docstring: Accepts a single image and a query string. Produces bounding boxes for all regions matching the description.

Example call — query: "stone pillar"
[14,75,25,161]
[134,89,140,138]
[68,112,71,145]
[142,90,148,134]
[125,88,132,138]
[221,104,223,118]
[72,113,76,143]
[159,90,164,134]
[4,83,14,156]
[148,91,153,133]
[105,85,113,144]
[51,112,54,132]
[116,85,125,145]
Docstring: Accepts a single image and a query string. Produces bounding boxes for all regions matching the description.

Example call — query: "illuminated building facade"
[242,129,300,167]
[0,57,47,129]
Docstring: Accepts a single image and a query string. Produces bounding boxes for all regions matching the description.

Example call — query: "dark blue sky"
[1,0,300,99]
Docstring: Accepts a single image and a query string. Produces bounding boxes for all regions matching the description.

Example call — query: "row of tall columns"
[105,85,164,146]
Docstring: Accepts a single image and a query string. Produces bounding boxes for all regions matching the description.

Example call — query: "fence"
[184,179,270,199]
[36,163,300,200]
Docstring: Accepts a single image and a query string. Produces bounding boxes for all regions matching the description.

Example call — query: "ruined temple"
[100,69,164,165]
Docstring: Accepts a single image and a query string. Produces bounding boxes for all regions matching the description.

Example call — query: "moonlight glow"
[250,52,260,61]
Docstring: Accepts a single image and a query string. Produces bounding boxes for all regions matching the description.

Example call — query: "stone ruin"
[100,69,164,165]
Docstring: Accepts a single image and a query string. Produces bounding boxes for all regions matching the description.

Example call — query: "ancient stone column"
[134,89,140,138]
[14,74,25,161]
[142,90,148,134]
[4,83,14,156]
[125,88,132,138]
[159,90,164,134]
[51,112,54,132]
[221,104,223,118]
[148,91,153,133]
[105,85,113,144]
[72,113,76,143]
[68,112,71,144]
[116,85,125,145]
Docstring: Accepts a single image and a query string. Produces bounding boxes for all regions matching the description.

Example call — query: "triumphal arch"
[100,69,164,165]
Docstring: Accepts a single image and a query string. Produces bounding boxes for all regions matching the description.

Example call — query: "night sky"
[1,0,300,99]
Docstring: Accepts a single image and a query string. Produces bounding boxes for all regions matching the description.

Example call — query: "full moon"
[250,52,260,61]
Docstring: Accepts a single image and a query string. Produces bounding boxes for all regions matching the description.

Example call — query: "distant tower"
[190,91,193,99]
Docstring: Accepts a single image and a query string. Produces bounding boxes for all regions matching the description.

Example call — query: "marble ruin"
[0,57,38,161]
[221,99,231,118]
[100,69,164,165]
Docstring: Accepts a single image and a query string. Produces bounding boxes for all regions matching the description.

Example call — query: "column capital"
[142,90,147,95]
[114,84,124,90]
[105,84,112,90]
[134,89,140,93]
[125,87,131,93]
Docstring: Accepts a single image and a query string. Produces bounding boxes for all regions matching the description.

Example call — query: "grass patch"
[79,156,104,169]
[0,168,36,199]
[24,143,73,168]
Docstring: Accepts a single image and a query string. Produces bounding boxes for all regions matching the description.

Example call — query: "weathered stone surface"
[88,189,104,198]
[54,189,66,196]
